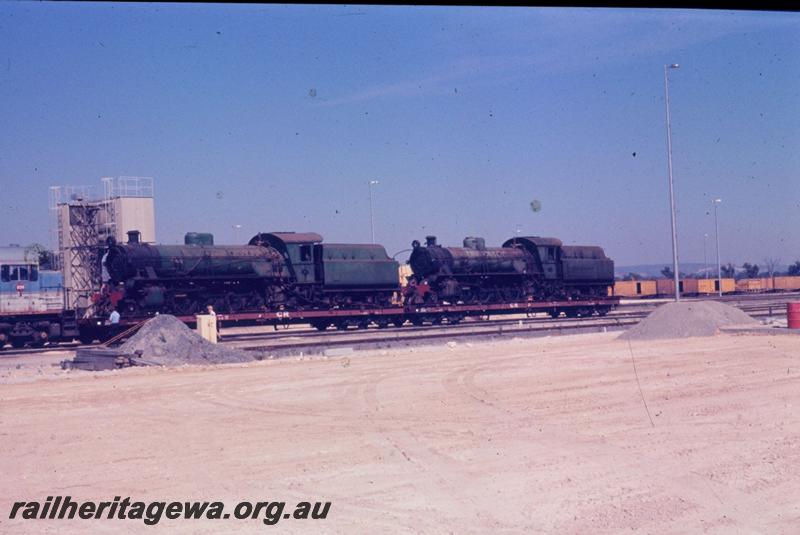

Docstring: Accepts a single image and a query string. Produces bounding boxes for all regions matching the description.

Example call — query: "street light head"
[713,198,722,204]
[669,63,680,69]
[369,180,379,185]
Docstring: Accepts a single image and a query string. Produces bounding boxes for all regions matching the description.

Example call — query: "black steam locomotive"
[405,235,614,310]
[101,231,399,317]
[97,229,614,328]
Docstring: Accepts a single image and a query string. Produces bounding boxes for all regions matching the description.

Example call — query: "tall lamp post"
[664,63,681,301]
[368,180,379,244]
[232,224,242,243]
[703,233,709,279]
[712,198,722,296]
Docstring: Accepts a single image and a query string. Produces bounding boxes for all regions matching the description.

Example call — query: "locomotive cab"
[249,232,323,285]
[502,236,563,279]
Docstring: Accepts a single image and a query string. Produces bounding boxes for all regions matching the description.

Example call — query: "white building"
[50,177,155,310]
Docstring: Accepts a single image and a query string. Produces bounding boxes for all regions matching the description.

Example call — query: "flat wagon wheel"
[78,331,98,344]
[447,314,463,325]
[310,320,330,331]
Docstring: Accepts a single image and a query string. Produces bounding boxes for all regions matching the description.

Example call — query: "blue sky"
[1,4,798,267]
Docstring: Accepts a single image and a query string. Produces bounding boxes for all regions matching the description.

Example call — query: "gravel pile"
[119,315,255,366]
[620,300,758,341]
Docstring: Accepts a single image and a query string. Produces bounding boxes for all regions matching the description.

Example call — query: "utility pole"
[368,180,379,244]
[663,63,681,301]
[713,198,722,296]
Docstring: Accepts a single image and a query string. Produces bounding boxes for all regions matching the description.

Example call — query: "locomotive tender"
[405,235,614,314]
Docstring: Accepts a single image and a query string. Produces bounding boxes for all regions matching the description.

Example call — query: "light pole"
[703,233,709,279]
[232,224,242,243]
[712,198,722,296]
[664,63,681,301]
[368,180,379,244]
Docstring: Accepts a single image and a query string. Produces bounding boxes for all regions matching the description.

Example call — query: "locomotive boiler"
[407,236,536,304]
[103,231,287,316]
[405,235,614,306]
[101,230,400,318]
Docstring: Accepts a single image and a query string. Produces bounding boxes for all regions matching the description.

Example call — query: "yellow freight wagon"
[720,278,736,293]
[656,278,681,296]
[681,279,700,295]
[692,278,735,294]
[736,278,768,292]
[657,278,735,296]
[613,280,657,297]
[773,276,800,291]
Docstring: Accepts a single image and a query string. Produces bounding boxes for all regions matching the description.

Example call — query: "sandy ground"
[1,332,799,534]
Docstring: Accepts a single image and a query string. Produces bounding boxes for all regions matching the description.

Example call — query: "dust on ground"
[1,331,799,533]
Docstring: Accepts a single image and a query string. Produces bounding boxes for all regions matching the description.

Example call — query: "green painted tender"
[320,244,399,288]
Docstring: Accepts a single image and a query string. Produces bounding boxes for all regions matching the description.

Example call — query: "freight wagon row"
[612,276,800,298]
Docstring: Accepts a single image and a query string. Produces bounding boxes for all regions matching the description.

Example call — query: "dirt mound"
[620,300,758,341]
[119,315,255,366]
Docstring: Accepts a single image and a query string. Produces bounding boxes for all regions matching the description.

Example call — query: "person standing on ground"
[107,308,121,339]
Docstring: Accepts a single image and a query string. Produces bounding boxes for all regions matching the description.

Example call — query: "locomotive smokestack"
[127,230,141,244]
[425,235,437,247]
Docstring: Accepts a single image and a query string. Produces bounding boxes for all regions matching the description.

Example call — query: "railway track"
[239,316,641,358]
[1,293,795,359]
[235,303,789,358]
